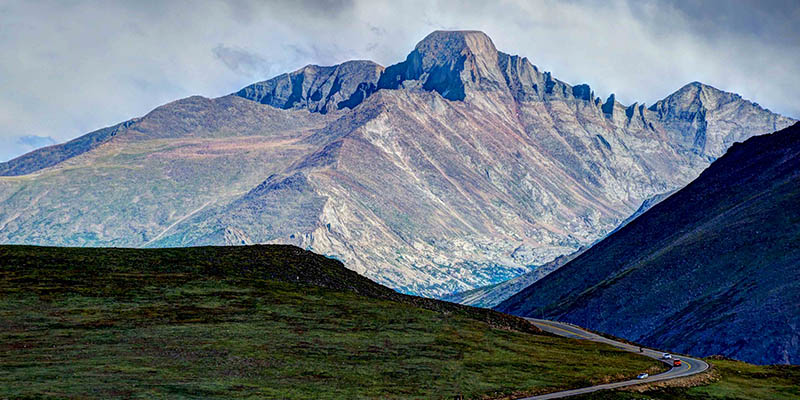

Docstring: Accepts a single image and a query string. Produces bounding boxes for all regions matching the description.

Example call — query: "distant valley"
[444,190,672,308]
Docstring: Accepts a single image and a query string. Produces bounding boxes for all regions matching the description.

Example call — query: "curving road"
[520,318,709,399]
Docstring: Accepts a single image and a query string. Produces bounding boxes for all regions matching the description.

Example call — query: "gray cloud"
[1,0,799,162]
[212,44,270,76]
[17,135,56,148]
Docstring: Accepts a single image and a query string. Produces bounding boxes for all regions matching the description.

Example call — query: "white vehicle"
[636,373,649,379]
[662,353,672,359]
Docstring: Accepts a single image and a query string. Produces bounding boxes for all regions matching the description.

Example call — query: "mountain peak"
[675,81,728,97]
[377,30,505,101]
[685,80,708,89]
[647,81,732,118]
[647,81,795,158]
[414,30,498,63]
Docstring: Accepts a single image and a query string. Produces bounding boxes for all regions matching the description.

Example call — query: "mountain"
[496,122,800,365]
[0,31,795,296]
[2,244,674,399]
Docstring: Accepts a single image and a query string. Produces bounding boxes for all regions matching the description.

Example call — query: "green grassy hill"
[0,244,667,399]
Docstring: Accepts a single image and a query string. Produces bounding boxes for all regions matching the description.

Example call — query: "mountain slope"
[496,122,800,365]
[1,244,670,399]
[0,30,795,296]
[0,119,138,176]
[0,96,331,247]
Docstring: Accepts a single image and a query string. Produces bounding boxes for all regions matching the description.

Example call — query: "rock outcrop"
[236,60,384,114]
[443,190,674,308]
[442,248,585,308]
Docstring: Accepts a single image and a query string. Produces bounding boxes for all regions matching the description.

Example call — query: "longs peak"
[415,30,499,60]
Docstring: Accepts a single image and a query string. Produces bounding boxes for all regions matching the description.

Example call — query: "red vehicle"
[673,359,682,367]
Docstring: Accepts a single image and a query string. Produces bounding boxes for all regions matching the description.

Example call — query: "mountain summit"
[0,31,795,296]
[377,30,506,100]
[649,81,786,159]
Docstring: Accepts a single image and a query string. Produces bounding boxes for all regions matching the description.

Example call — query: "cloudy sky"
[2,0,798,161]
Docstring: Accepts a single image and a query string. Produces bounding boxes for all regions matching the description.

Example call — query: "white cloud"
[1,0,798,161]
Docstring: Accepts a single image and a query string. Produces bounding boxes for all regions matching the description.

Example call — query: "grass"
[0,244,668,399]
[571,358,800,400]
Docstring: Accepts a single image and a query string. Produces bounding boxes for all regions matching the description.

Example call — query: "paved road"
[519,318,709,399]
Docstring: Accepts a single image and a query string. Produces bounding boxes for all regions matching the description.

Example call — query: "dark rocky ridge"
[237,31,591,110]
[236,60,384,114]
[377,30,508,100]
[496,122,800,365]
[233,31,791,156]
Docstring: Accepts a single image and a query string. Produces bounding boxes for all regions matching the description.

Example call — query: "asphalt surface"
[520,318,709,399]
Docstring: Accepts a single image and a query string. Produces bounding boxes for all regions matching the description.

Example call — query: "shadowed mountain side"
[496,122,800,365]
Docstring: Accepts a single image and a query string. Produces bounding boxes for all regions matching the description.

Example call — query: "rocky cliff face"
[0,31,795,296]
[377,30,509,101]
[237,60,384,114]
[496,122,800,365]
[649,81,791,159]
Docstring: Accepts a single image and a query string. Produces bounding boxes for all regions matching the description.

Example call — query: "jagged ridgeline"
[0,31,795,296]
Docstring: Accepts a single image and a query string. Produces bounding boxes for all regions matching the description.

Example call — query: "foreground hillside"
[0,30,794,297]
[0,245,666,399]
[497,122,800,365]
